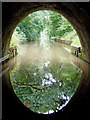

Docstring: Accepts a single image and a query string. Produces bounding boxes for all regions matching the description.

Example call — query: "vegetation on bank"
[10,10,81,50]
[61,30,81,46]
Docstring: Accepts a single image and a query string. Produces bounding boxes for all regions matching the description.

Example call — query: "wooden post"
[76,49,78,57]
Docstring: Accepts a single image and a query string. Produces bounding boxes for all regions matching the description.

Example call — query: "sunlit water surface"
[10,43,82,114]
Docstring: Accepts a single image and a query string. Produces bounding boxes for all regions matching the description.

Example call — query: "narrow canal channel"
[2,42,90,115]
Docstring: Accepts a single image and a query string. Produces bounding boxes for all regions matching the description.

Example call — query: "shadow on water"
[2,43,90,120]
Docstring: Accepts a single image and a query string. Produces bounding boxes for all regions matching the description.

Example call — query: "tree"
[12,10,74,44]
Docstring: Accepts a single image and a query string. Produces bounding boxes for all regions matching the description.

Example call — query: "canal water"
[3,42,83,114]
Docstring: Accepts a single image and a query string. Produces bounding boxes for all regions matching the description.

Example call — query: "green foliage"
[11,10,75,45]
[50,12,73,38]
[10,30,19,47]
[15,27,27,44]
[61,30,81,46]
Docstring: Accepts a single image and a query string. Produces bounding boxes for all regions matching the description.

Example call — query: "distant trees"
[12,10,74,44]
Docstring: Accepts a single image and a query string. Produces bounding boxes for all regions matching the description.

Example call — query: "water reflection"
[10,43,82,114]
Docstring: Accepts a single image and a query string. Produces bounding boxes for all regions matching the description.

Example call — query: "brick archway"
[2,2,90,120]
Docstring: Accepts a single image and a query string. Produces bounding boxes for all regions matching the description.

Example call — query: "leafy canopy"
[12,10,74,44]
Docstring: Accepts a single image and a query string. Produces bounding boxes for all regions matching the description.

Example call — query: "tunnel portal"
[2,2,90,120]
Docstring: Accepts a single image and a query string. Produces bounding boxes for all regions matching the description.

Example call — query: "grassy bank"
[60,30,81,46]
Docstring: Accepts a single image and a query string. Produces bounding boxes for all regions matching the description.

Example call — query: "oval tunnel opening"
[9,10,82,115]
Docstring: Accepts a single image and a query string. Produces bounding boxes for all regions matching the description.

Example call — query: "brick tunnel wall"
[2,2,90,120]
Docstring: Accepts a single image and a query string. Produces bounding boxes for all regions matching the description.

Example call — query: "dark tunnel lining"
[2,2,90,120]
